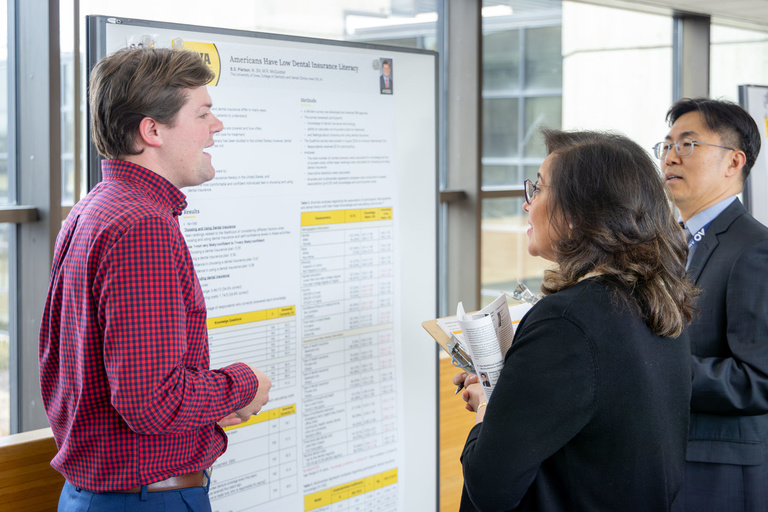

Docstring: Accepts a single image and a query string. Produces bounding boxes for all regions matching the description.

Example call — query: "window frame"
[6,0,61,434]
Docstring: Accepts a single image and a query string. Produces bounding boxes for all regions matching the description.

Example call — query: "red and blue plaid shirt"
[39,160,259,492]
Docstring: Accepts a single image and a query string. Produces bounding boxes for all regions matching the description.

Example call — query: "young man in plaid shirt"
[39,47,271,511]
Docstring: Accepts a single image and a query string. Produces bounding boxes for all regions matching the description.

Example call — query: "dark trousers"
[58,480,212,512]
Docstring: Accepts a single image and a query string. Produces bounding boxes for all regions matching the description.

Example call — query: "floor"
[439,355,476,511]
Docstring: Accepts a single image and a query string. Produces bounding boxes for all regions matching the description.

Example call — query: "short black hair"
[666,98,761,180]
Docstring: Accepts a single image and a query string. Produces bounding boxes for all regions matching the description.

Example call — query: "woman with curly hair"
[455,129,697,511]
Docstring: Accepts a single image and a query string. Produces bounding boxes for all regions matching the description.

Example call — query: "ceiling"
[577,0,768,30]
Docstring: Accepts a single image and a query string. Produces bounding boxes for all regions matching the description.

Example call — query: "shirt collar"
[680,195,738,234]
[101,160,188,215]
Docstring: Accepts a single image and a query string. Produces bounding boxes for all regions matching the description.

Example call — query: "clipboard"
[422,295,536,375]
[421,318,452,354]
[422,317,475,374]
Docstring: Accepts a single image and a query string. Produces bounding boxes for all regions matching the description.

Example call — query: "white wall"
[711,24,768,101]
[562,1,673,151]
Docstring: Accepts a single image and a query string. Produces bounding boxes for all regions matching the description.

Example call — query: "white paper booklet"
[436,294,533,401]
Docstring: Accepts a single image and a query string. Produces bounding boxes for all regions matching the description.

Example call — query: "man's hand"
[217,411,244,428]
[234,366,272,420]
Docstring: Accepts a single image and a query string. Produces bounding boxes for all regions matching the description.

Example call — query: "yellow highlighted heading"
[304,468,398,510]
[301,207,393,227]
[223,404,296,431]
[208,305,295,330]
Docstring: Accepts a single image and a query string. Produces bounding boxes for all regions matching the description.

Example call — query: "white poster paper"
[96,17,437,512]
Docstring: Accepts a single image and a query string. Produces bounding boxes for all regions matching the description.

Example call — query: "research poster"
[91,16,438,512]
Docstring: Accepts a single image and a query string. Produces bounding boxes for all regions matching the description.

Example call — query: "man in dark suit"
[658,98,768,511]
[380,59,392,94]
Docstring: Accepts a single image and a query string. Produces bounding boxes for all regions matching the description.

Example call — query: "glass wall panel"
[482,162,547,189]
[524,95,562,158]
[481,9,562,189]
[711,23,768,102]
[78,1,436,43]
[480,1,673,307]
[483,97,520,158]
[525,25,561,89]
[711,23,768,223]
[481,3,562,305]
[0,223,6,436]
[524,164,541,184]
[62,105,76,205]
[0,1,7,207]
[61,0,77,205]
[484,29,520,92]
[0,0,8,437]
[561,1,672,148]
[481,197,550,305]
[483,164,518,188]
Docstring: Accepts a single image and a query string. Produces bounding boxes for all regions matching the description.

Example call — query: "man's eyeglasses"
[652,137,735,160]
[524,179,550,205]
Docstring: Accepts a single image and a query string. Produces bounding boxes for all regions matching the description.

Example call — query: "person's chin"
[664,179,685,196]
[188,168,215,188]
[526,234,537,257]
[202,162,216,181]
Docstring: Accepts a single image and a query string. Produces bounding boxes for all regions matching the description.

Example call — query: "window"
[0,1,6,207]
[0,222,7,437]
[711,23,768,102]
[480,3,562,305]
[561,1,672,148]
[0,0,8,437]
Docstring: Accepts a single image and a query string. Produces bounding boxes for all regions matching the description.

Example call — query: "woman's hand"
[453,372,488,424]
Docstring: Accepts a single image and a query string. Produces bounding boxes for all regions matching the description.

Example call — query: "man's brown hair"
[89,47,214,159]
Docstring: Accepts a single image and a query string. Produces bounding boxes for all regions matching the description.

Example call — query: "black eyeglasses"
[524,179,550,205]
[652,137,735,160]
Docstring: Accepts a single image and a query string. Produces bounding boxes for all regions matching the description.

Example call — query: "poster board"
[87,16,438,512]
[739,84,768,225]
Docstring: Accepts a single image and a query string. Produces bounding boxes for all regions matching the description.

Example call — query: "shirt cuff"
[222,362,260,409]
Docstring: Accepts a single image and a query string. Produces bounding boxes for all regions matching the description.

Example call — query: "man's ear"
[725,149,747,179]
[136,117,162,149]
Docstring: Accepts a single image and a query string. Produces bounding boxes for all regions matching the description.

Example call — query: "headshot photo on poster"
[380,58,393,94]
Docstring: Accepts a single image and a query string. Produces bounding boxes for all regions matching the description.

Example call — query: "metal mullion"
[444,0,481,312]
[483,12,561,33]
[15,0,61,433]
[483,87,562,100]
[0,206,37,223]
[7,0,18,436]
[518,27,526,184]
[73,0,81,206]
[480,189,525,200]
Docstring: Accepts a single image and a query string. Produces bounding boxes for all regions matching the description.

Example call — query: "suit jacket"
[685,199,768,468]
[380,74,392,93]
[460,278,691,511]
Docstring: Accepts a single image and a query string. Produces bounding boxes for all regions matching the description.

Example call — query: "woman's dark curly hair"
[540,129,698,337]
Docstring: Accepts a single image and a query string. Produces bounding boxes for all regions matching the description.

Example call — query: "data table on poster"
[206,308,300,511]
[304,469,398,511]
[208,307,298,392]
[300,207,395,339]
[210,405,299,509]
[300,208,399,504]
